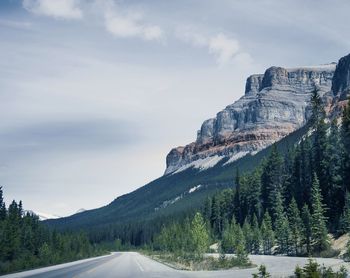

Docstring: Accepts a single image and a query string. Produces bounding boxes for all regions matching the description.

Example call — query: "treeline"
[201,92,350,256]
[152,93,350,257]
[153,212,250,269]
[0,187,105,275]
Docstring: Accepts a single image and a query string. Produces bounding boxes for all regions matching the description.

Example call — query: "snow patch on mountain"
[189,184,202,193]
[223,151,250,165]
[25,210,61,221]
[172,155,224,175]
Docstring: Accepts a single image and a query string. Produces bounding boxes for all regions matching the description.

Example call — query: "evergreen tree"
[288,198,303,255]
[274,191,290,254]
[251,214,261,254]
[260,211,274,255]
[191,212,209,258]
[0,187,6,221]
[311,90,330,213]
[203,197,212,223]
[233,169,242,225]
[247,171,262,221]
[211,195,222,237]
[301,200,312,255]
[242,218,253,253]
[327,119,344,227]
[261,145,283,217]
[340,192,350,233]
[310,89,324,127]
[310,173,329,253]
[221,217,237,253]
[235,225,249,265]
[342,99,350,192]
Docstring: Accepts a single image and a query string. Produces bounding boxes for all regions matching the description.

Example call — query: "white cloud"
[209,33,240,65]
[104,5,163,42]
[176,27,242,65]
[23,0,83,20]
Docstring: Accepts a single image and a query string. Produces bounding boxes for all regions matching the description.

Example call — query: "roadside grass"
[141,251,254,271]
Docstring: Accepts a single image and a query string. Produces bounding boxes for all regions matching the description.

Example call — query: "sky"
[1,0,350,217]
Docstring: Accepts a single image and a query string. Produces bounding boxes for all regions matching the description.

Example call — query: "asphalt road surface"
[1,252,348,278]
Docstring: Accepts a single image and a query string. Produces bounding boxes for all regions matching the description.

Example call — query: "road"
[1,252,348,278]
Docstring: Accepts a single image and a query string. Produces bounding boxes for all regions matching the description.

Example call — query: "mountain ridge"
[165,64,336,175]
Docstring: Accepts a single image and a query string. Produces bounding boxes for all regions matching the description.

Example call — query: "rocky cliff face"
[332,53,350,99]
[165,64,336,175]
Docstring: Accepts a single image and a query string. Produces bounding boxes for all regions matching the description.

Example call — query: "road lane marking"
[135,259,144,272]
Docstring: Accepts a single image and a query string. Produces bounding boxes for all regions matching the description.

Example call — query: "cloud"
[22,0,83,20]
[176,27,241,65]
[209,33,240,65]
[103,3,163,41]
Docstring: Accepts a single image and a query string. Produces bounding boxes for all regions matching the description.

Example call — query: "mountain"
[25,210,61,221]
[46,54,350,245]
[165,64,335,175]
[75,208,86,214]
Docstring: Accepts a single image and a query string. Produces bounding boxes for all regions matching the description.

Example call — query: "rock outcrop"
[165,64,336,175]
[332,53,350,99]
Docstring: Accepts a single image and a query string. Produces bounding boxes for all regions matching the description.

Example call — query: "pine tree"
[340,192,350,233]
[233,170,242,225]
[288,198,303,255]
[221,217,237,253]
[203,197,212,222]
[235,225,249,265]
[251,214,261,254]
[242,218,253,253]
[327,119,344,227]
[0,187,6,221]
[342,99,350,192]
[260,211,274,255]
[311,90,330,213]
[191,212,209,258]
[261,145,283,216]
[211,195,222,236]
[274,191,290,254]
[310,89,324,127]
[310,173,329,254]
[247,171,262,221]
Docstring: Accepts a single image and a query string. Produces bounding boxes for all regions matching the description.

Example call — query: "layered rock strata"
[165,64,336,175]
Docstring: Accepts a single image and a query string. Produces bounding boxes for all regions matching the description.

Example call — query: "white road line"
[135,259,144,272]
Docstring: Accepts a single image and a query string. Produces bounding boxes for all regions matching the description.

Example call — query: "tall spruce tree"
[301,205,312,255]
[311,90,330,214]
[342,99,350,192]
[288,198,303,255]
[191,212,209,258]
[274,191,290,254]
[0,187,6,221]
[260,211,274,255]
[211,195,222,237]
[251,214,261,254]
[235,225,249,265]
[340,191,350,234]
[221,217,237,253]
[242,218,253,253]
[310,173,329,253]
[261,145,284,216]
[247,171,262,221]
[327,119,344,227]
